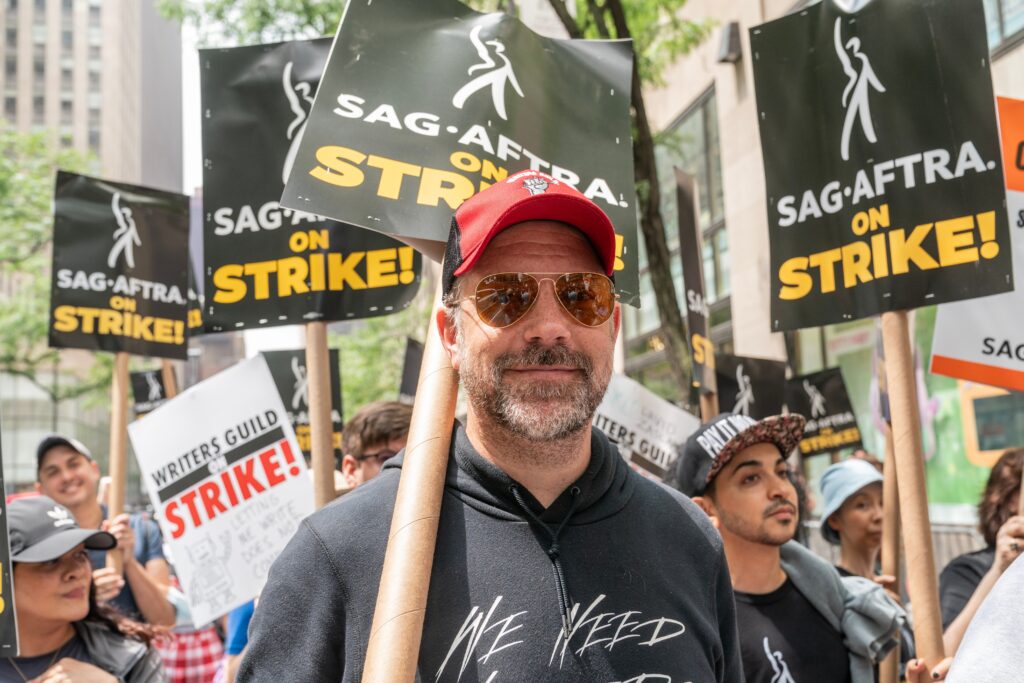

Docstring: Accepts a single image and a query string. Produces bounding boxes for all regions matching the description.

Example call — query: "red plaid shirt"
[156,626,224,683]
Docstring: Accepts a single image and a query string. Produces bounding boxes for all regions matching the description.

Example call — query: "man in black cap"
[241,171,743,681]
[35,435,174,626]
[0,496,166,681]
[671,413,912,683]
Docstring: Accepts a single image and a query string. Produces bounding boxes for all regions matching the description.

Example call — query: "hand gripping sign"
[931,97,1024,391]
[128,356,314,626]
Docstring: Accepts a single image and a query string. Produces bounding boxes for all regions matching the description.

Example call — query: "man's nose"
[518,280,572,345]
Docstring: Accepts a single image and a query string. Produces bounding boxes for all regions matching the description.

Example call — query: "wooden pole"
[880,311,944,668]
[106,351,130,574]
[879,422,901,683]
[160,359,179,399]
[699,391,719,423]
[305,321,336,509]
[362,281,457,682]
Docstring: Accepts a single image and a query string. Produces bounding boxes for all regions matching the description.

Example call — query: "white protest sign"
[594,374,701,480]
[932,97,1024,392]
[128,355,314,625]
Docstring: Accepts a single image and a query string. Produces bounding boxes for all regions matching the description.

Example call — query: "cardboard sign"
[199,39,423,332]
[261,349,343,461]
[594,374,701,480]
[49,172,190,359]
[0,432,17,654]
[715,354,787,420]
[130,370,168,415]
[931,97,1024,392]
[399,337,424,404]
[127,356,314,625]
[785,367,863,456]
[677,169,715,393]
[750,0,1012,331]
[279,0,640,304]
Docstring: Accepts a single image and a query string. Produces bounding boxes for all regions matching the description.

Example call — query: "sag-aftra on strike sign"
[751,0,1013,330]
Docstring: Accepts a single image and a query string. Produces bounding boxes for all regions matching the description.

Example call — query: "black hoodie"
[239,424,743,682]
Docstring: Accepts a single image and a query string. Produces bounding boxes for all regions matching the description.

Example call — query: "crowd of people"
[4,174,1021,682]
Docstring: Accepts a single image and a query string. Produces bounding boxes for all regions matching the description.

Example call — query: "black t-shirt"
[734,578,852,683]
[0,633,91,682]
[939,546,994,629]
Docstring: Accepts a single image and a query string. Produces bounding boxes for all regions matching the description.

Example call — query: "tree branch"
[546,0,582,39]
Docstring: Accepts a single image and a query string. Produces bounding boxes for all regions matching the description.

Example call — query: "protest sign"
[128,356,313,625]
[931,97,1024,392]
[130,370,168,415]
[750,0,1012,332]
[676,169,715,398]
[785,367,863,456]
[199,39,423,332]
[0,435,17,654]
[49,172,190,359]
[594,374,701,481]
[262,349,343,461]
[279,0,640,304]
[715,354,786,420]
[398,337,424,404]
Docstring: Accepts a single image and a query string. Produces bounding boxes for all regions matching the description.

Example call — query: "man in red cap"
[240,171,743,682]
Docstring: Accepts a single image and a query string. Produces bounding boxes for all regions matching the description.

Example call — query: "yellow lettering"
[841,241,873,288]
[778,257,813,300]
[243,261,278,300]
[367,155,422,199]
[309,146,365,188]
[212,265,247,305]
[935,216,979,266]
[417,168,475,209]
[327,252,367,290]
[890,224,939,274]
[366,248,399,287]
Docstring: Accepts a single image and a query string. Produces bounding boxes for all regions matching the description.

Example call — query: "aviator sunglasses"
[458,272,617,329]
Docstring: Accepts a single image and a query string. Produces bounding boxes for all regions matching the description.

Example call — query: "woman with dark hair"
[0,496,166,682]
[939,447,1024,655]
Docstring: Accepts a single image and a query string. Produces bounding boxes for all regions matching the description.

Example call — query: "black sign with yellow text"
[50,172,189,359]
[677,169,714,392]
[750,0,1012,331]
[261,349,343,463]
[200,39,422,332]
[785,367,862,456]
[715,353,787,420]
[280,0,640,305]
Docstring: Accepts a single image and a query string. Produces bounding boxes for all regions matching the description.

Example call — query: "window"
[88,4,99,27]
[985,0,1024,50]
[32,93,43,123]
[88,44,100,60]
[3,96,15,119]
[4,55,14,79]
[61,65,72,89]
[60,96,71,123]
[5,27,16,46]
[88,70,98,91]
[88,127,99,151]
[62,29,72,50]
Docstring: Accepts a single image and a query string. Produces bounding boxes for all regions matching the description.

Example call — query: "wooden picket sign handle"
[880,311,944,668]
[305,321,337,510]
[362,281,457,682]
[699,391,719,423]
[161,359,179,399]
[106,352,130,574]
[879,422,901,683]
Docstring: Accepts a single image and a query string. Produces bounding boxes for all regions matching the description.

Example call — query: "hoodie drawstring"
[509,484,582,637]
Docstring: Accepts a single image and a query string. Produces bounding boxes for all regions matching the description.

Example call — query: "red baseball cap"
[441,170,616,297]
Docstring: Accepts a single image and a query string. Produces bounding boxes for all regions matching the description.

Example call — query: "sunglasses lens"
[475,273,539,328]
[556,273,615,326]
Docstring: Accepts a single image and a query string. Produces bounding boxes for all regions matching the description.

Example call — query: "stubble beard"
[457,332,610,448]
[717,501,797,547]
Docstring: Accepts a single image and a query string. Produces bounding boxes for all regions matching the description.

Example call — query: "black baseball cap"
[8,496,116,563]
[673,413,806,497]
[36,435,93,472]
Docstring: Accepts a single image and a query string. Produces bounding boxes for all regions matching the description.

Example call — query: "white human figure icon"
[452,25,524,121]
[763,637,796,683]
[834,17,886,161]
[145,372,162,402]
[733,364,755,417]
[281,61,315,185]
[805,379,827,418]
[291,356,309,410]
[107,192,141,269]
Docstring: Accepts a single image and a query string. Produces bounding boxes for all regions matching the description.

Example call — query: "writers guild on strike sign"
[49,171,190,359]
[199,38,422,332]
[750,0,1012,331]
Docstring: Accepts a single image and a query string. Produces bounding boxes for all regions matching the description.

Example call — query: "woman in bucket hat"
[0,496,166,682]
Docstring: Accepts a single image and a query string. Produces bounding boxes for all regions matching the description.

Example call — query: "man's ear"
[341,455,359,488]
[436,307,460,369]
[691,495,720,530]
[34,481,43,494]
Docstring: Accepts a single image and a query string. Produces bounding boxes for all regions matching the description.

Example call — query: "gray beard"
[458,341,609,444]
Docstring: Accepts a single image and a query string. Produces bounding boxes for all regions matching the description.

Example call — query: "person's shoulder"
[942,546,993,578]
[628,473,722,552]
[299,467,401,554]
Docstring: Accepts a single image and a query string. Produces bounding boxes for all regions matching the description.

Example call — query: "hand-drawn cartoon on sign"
[50,172,190,359]
[127,356,314,625]
[279,0,640,304]
[594,374,701,480]
[262,349,343,462]
[199,39,423,331]
[750,0,1013,330]
[785,367,862,456]
[932,97,1024,392]
[715,354,787,420]
[130,370,167,415]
